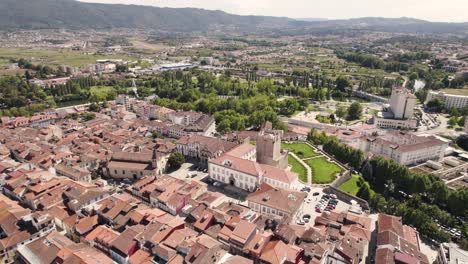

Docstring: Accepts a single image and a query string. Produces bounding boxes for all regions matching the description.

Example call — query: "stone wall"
[323,186,370,211]
[331,169,352,188]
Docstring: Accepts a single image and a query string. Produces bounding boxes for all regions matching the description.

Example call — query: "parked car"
[296,219,305,225]
[312,192,320,196]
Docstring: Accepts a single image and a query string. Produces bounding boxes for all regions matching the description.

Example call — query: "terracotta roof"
[129,249,153,264]
[193,212,215,231]
[376,247,395,264]
[18,231,74,264]
[57,243,113,264]
[75,215,98,235]
[108,160,152,170]
[111,227,139,256]
[229,220,257,245]
[378,214,404,237]
[111,151,152,163]
[224,143,256,158]
[247,183,306,215]
[211,153,297,184]
[163,228,197,249]
[260,240,303,264]
[85,225,119,244]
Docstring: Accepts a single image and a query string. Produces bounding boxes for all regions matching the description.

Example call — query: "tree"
[217,119,232,134]
[370,193,386,212]
[357,184,371,201]
[347,102,363,121]
[429,181,449,204]
[409,72,419,81]
[426,98,444,112]
[335,76,350,91]
[335,105,347,120]
[81,112,96,121]
[88,103,100,112]
[168,152,185,171]
[456,135,468,151]
[448,116,458,127]
[116,64,128,72]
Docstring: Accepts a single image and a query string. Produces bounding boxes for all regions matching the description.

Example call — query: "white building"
[208,143,298,191]
[374,114,418,130]
[426,91,468,109]
[374,87,418,130]
[358,131,448,165]
[389,87,417,119]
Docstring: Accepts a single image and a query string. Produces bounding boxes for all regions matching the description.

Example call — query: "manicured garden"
[282,142,319,159]
[288,154,308,183]
[306,157,343,184]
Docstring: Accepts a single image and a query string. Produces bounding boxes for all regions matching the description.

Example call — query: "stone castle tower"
[256,122,288,169]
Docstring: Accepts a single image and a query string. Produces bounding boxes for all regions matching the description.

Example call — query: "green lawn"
[288,155,308,183]
[306,157,343,184]
[338,174,362,195]
[282,142,319,159]
[338,174,375,196]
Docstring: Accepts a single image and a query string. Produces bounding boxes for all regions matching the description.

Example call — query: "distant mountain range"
[0,0,467,35]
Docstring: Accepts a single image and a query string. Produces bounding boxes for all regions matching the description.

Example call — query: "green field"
[0,48,137,67]
[338,174,374,196]
[282,142,319,159]
[306,157,343,184]
[288,155,308,183]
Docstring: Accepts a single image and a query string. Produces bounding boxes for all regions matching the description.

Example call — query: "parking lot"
[294,186,351,227]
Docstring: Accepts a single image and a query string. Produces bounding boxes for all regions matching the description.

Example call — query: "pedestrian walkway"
[290,152,312,184]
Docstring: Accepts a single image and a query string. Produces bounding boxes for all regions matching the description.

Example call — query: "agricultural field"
[0,48,138,67]
[306,157,343,184]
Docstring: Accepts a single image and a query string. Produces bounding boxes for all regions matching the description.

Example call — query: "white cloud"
[77,0,468,22]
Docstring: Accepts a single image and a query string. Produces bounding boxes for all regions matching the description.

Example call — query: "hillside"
[304,17,468,34]
[0,0,467,35]
[0,0,294,32]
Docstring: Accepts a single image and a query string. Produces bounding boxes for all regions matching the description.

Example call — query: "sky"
[77,0,468,22]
